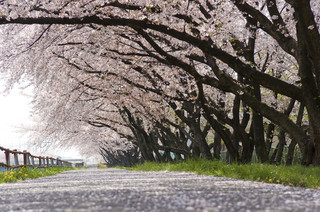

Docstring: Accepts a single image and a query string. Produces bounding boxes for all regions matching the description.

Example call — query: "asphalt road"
[0,167,320,211]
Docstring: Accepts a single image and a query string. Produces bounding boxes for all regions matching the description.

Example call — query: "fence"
[0,146,73,171]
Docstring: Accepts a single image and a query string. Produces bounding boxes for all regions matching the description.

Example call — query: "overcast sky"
[0,83,82,160]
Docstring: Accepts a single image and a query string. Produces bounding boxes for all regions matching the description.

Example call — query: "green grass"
[0,167,75,183]
[124,158,320,189]
[98,162,107,168]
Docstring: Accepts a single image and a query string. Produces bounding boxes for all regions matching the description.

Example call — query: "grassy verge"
[98,162,107,168]
[0,167,75,183]
[124,158,320,189]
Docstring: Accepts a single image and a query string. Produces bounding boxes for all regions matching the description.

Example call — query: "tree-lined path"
[0,168,320,211]
[1,0,320,166]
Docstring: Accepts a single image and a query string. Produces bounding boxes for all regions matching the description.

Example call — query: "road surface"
[0,167,320,211]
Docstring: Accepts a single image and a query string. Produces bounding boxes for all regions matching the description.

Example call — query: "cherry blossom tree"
[0,0,319,165]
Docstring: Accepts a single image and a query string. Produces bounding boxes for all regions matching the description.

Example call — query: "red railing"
[0,146,72,171]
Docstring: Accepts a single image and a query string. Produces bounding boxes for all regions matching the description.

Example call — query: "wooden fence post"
[27,153,30,166]
[46,157,49,168]
[23,151,28,167]
[5,150,10,171]
[13,150,19,166]
[31,155,35,167]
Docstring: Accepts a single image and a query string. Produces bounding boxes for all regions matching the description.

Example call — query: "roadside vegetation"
[124,159,320,189]
[0,167,75,183]
[98,163,107,169]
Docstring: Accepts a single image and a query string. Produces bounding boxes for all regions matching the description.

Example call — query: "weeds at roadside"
[0,167,75,183]
[98,163,107,168]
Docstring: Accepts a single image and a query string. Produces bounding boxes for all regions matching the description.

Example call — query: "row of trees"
[0,0,319,165]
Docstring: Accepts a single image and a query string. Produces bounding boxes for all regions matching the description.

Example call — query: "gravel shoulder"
[0,167,320,211]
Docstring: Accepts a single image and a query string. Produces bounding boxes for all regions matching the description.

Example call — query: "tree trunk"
[213,133,221,160]
[286,140,297,166]
[294,1,320,165]
[275,130,286,164]
[286,103,304,165]
[191,143,200,158]
[265,123,275,156]
[270,142,279,164]
[191,125,212,159]
[252,111,268,163]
